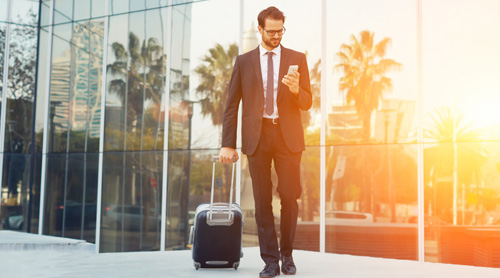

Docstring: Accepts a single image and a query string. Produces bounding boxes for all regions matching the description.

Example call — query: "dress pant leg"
[247,122,280,264]
[273,127,302,258]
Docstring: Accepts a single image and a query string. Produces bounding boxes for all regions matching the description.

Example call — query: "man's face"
[258,18,284,50]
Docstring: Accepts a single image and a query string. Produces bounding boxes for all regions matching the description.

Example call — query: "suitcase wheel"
[233,262,239,270]
[194,262,200,270]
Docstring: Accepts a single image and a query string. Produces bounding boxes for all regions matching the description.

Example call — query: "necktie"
[266,52,274,116]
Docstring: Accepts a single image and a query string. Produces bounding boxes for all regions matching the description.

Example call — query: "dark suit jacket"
[221,45,312,155]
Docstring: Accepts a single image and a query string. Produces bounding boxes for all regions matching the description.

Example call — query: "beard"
[262,36,281,49]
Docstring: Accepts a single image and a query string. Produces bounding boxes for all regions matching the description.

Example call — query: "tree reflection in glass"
[334,30,402,143]
[424,106,487,225]
[107,32,166,151]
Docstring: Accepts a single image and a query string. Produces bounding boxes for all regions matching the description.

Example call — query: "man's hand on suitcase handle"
[219,147,239,164]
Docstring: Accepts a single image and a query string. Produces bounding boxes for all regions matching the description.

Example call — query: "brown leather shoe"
[259,262,280,277]
[281,255,296,275]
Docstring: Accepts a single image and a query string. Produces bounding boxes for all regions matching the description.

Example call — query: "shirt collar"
[259,44,281,57]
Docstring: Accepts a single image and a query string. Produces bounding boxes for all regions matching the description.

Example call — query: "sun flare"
[460,93,500,130]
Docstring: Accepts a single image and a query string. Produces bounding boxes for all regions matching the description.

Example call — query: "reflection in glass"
[0,23,4,103]
[100,152,163,252]
[10,0,39,25]
[1,6,39,232]
[105,11,167,152]
[189,0,238,149]
[109,0,129,15]
[91,0,105,19]
[74,0,91,22]
[42,153,98,242]
[325,144,418,259]
[48,23,72,153]
[294,147,321,251]
[424,139,493,265]
[47,20,104,153]
[0,0,7,21]
[326,0,417,146]
[53,0,73,25]
[35,28,49,154]
[130,0,145,12]
[423,0,500,144]
[193,43,237,147]
[332,31,402,144]
[2,154,30,231]
[168,3,191,151]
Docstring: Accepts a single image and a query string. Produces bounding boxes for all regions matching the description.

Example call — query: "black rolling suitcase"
[190,156,243,270]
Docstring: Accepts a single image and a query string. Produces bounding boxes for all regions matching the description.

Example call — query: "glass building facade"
[1,0,500,268]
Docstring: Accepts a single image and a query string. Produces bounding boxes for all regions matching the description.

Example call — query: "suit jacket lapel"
[251,48,263,93]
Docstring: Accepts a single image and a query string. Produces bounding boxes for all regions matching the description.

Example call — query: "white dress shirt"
[259,44,281,118]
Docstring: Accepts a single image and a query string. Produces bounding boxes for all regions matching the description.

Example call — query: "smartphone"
[287,65,298,76]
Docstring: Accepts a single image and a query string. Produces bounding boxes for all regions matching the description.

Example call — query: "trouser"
[247,119,302,264]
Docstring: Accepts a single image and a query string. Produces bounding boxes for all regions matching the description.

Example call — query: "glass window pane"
[0,0,7,20]
[105,13,128,151]
[74,0,91,21]
[423,1,500,266]
[66,20,103,153]
[0,23,4,102]
[326,144,418,259]
[35,28,49,153]
[5,23,37,154]
[326,0,418,146]
[11,0,39,25]
[126,11,145,151]
[49,23,72,153]
[100,151,163,252]
[144,9,167,151]
[423,0,500,144]
[109,0,129,15]
[424,141,495,265]
[91,0,105,18]
[53,0,73,24]
[40,1,51,27]
[146,0,162,9]
[188,0,237,150]
[86,19,105,152]
[168,3,192,150]
[130,0,145,12]
[1,154,29,232]
[42,153,99,241]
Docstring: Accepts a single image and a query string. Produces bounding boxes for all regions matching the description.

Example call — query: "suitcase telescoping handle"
[209,156,236,222]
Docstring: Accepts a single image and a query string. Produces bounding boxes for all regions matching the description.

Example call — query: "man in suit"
[219,6,312,278]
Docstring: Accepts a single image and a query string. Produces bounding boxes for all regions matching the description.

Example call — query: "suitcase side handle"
[209,156,236,221]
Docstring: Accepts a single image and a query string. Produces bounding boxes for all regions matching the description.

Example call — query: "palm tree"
[424,106,487,224]
[194,43,238,145]
[106,31,166,239]
[107,32,166,150]
[334,30,401,142]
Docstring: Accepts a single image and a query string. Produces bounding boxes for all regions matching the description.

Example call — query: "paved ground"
[2,231,500,277]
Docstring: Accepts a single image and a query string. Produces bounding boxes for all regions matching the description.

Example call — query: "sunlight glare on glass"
[460,92,500,130]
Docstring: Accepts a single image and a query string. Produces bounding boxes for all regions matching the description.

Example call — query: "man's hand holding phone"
[282,65,299,95]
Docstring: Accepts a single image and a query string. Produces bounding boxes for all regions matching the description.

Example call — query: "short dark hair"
[258,6,285,28]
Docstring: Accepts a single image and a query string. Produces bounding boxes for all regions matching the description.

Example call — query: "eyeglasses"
[262,27,286,36]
